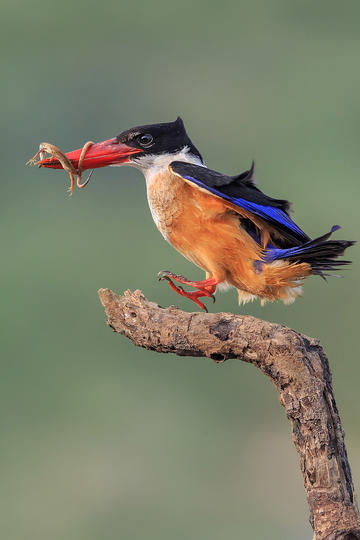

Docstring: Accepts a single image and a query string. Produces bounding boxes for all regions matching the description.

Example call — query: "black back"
[172,161,290,212]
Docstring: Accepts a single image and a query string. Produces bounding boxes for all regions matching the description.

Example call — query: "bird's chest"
[146,171,187,241]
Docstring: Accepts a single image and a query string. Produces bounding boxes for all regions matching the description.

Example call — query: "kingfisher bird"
[37,117,354,311]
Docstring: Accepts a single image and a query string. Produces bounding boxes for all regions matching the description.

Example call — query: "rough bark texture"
[98,288,360,540]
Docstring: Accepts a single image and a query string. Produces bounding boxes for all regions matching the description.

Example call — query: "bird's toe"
[157,270,172,281]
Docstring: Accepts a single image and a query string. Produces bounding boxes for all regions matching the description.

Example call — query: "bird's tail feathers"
[265,225,355,276]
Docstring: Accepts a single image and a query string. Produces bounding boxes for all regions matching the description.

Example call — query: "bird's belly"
[146,170,249,272]
[147,171,215,269]
[146,172,185,242]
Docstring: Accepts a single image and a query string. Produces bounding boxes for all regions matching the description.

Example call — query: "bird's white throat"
[130,147,205,186]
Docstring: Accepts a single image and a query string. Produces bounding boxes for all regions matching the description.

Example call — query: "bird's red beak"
[37,138,142,171]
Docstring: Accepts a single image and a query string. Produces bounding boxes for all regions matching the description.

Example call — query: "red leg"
[158,270,221,312]
[164,278,214,312]
[158,270,219,290]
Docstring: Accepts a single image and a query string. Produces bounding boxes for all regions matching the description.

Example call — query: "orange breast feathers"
[146,169,311,302]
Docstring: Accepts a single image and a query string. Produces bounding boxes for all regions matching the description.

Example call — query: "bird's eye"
[138,134,154,147]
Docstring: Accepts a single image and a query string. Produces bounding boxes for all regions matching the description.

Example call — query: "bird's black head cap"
[116,117,202,162]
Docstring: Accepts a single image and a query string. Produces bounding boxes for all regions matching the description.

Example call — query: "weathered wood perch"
[98,288,360,540]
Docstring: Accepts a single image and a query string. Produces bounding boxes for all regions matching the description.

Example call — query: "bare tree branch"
[98,288,360,540]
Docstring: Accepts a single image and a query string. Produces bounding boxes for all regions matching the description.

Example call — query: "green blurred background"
[1,1,359,538]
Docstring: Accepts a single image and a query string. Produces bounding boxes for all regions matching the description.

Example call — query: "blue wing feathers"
[182,174,307,240]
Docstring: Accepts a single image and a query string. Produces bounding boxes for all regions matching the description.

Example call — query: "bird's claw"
[158,270,189,282]
[158,270,172,281]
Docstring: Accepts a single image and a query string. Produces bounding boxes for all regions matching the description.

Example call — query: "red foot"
[158,271,219,312]
[158,270,218,290]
